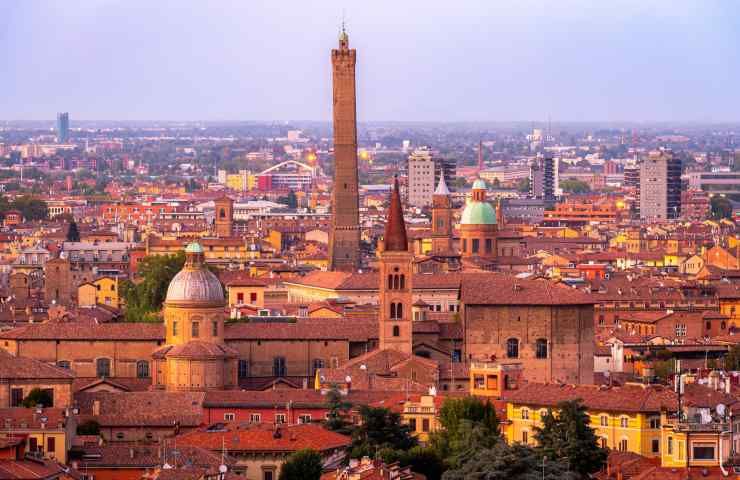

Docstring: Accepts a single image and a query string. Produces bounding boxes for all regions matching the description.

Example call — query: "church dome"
[472,178,488,190]
[460,201,497,225]
[165,243,224,306]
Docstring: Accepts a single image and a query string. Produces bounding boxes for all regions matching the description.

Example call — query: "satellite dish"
[219,465,228,474]
[717,403,727,417]
[345,375,352,383]
[360,364,367,370]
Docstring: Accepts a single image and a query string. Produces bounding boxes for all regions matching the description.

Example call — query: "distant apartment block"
[639,150,682,221]
[688,171,740,199]
[56,112,70,144]
[407,147,436,208]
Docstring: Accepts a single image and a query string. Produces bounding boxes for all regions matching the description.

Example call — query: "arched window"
[191,321,200,338]
[312,358,324,374]
[393,325,400,337]
[219,208,226,218]
[396,303,403,320]
[393,275,399,290]
[136,360,150,378]
[390,303,397,319]
[399,274,405,290]
[388,275,393,290]
[506,338,519,358]
[535,339,548,359]
[96,358,111,378]
[273,357,286,377]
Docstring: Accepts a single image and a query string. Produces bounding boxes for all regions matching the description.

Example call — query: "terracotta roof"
[225,318,377,342]
[165,341,238,359]
[0,408,67,429]
[75,392,205,427]
[460,275,595,305]
[0,459,68,479]
[177,423,350,454]
[0,323,164,341]
[0,350,74,380]
[203,389,397,409]
[77,442,228,470]
[503,383,677,413]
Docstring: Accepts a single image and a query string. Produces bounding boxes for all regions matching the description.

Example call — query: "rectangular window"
[224,413,235,421]
[250,292,258,303]
[275,414,286,424]
[11,388,23,407]
[600,415,608,427]
[619,439,628,452]
[692,445,715,460]
[649,417,660,429]
[668,437,673,455]
[238,360,249,379]
[192,322,199,338]
[620,417,628,428]
[237,292,244,303]
[522,431,528,444]
[521,409,529,420]
[263,471,273,480]
[409,418,417,431]
[47,437,56,453]
[472,239,480,253]
[652,439,660,454]
[250,413,261,423]
[485,239,492,253]
[29,437,38,452]
[172,321,178,336]
[298,415,311,424]
[212,321,218,337]
[422,418,430,432]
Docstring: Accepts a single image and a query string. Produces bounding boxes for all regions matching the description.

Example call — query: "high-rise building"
[639,150,682,221]
[56,112,70,144]
[529,155,557,208]
[407,147,436,208]
[328,28,361,272]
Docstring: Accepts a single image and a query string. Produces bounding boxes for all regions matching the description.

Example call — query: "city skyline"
[2,0,740,123]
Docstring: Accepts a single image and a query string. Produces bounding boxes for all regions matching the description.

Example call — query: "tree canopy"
[710,195,733,220]
[350,405,417,459]
[22,388,53,408]
[66,221,80,242]
[278,449,323,480]
[559,179,591,194]
[324,386,352,434]
[121,252,185,322]
[534,400,607,478]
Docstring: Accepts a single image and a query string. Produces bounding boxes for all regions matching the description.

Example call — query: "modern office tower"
[407,147,436,208]
[56,112,70,143]
[639,150,682,221]
[530,155,557,208]
[328,27,361,271]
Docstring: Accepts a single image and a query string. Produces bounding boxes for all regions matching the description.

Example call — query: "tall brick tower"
[328,27,361,271]
[431,173,453,254]
[213,195,233,238]
[378,177,413,354]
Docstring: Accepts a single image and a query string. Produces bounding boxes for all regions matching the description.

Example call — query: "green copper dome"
[460,201,497,225]
[472,179,488,190]
[185,242,204,254]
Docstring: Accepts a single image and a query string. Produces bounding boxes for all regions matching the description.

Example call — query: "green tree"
[534,400,607,478]
[278,449,323,480]
[516,177,531,193]
[431,397,500,470]
[351,406,417,459]
[711,195,733,220]
[287,190,298,209]
[22,388,53,408]
[121,252,185,322]
[559,179,591,194]
[324,386,352,434]
[66,221,80,242]
[442,442,576,480]
[77,420,101,435]
[12,196,48,221]
[724,344,740,370]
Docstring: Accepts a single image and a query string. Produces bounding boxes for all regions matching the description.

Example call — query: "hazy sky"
[2,0,739,122]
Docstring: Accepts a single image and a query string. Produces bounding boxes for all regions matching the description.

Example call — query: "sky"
[1,0,739,123]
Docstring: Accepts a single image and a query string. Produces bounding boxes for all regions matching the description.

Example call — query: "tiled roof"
[165,341,238,359]
[77,443,228,470]
[0,322,164,341]
[0,408,67,429]
[225,318,377,342]
[177,423,350,453]
[75,391,205,427]
[0,350,74,380]
[460,275,594,305]
[503,383,677,413]
[0,459,67,479]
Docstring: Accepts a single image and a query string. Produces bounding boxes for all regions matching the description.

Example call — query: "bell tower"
[379,177,413,354]
[431,173,453,254]
[214,196,233,238]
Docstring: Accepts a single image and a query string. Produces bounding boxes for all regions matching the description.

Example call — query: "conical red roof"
[384,177,408,252]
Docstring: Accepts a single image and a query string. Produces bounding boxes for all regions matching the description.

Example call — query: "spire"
[384,177,408,252]
[434,172,450,196]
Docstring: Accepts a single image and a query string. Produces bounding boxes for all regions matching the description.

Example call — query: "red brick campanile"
[328,28,361,271]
